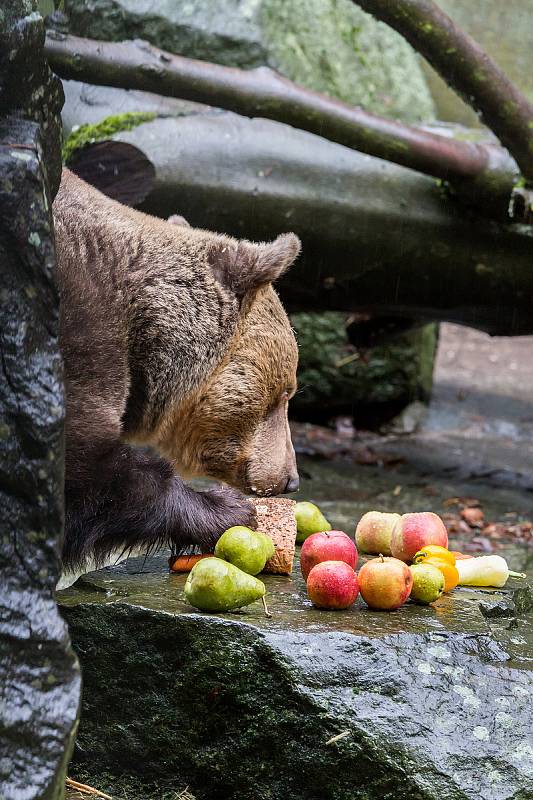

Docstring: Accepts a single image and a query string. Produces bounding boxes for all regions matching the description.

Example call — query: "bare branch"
[352,0,533,182]
[44,32,520,219]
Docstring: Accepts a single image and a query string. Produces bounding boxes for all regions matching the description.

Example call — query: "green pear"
[255,530,275,562]
[409,563,445,604]
[184,557,265,612]
[295,501,331,543]
[214,526,273,575]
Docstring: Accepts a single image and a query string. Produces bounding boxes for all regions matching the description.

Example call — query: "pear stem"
[261,596,272,618]
[508,571,527,579]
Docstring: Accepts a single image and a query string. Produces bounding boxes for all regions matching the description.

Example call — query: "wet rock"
[0,5,80,799]
[59,544,532,800]
[61,0,435,123]
[1,1,64,195]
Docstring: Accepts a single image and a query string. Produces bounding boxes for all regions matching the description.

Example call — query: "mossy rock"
[62,0,435,123]
[291,312,438,424]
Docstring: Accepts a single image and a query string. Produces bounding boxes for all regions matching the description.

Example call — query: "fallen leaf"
[443,497,460,508]
[460,507,485,527]
[458,497,481,508]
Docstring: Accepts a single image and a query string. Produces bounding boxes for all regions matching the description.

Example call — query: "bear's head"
[147,231,301,496]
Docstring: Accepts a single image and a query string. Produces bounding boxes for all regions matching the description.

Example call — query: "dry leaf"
[460,507,485,527]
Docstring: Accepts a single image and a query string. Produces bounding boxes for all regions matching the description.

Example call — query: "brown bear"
[53,168,300,584]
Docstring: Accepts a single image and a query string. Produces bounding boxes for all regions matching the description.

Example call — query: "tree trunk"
[68,109,533,336]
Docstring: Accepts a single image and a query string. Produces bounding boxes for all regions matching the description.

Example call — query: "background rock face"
[62,0,435,122]
[0,5,80,800]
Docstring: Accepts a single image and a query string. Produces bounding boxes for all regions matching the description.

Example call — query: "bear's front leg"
[62,442,256,573]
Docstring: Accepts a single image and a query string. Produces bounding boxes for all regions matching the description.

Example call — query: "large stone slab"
[59,519,532,800]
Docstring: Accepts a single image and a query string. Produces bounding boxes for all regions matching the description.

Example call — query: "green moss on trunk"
[62,111,157,162]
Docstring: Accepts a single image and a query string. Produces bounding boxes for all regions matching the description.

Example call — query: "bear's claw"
[185,485,257,552]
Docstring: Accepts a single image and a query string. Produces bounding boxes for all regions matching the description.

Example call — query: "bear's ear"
[208,233,301,297]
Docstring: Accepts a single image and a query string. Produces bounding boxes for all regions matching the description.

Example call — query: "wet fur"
[53,169,299,572]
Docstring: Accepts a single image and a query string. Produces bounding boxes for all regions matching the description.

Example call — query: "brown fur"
[53,169,300,571]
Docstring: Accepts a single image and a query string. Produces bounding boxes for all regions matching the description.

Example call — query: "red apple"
[390,512,448,562]
[358,555,413,611]
[300,530,358,581]
[306,560,359,609]
[355,511,400,556]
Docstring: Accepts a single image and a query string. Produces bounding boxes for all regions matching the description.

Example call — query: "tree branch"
[352,0,533,182]
[44,32,521,219]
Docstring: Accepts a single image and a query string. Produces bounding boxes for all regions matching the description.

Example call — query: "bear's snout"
[284,475,300,494]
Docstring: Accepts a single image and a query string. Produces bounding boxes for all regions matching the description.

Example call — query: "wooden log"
[66,110,533,336]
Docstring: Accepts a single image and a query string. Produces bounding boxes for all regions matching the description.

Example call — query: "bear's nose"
[284,475,300,494]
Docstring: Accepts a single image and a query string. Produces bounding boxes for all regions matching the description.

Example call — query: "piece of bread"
[250,496,296,575]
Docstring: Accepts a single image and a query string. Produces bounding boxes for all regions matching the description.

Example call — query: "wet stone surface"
[0,119,80,800]
[0,5,79,797]
[60,457,532,800]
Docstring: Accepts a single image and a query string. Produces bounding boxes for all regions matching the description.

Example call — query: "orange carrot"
[169,553,214,573]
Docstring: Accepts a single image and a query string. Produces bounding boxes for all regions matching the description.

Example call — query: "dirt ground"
[378,323,533,490]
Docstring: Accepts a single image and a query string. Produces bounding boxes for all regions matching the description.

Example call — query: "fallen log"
[64,107,533,336]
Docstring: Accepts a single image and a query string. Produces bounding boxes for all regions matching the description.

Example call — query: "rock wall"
[62,0,435,122]
[0,5,80,800]
[421,0,533,127]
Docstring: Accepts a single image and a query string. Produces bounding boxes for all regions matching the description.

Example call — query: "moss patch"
[291,312,438,422]
[62,111,157,163]
[261,0,436,122]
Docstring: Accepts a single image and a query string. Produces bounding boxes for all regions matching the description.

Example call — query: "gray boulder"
[62,0,435,123]
[59,548,533,800]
